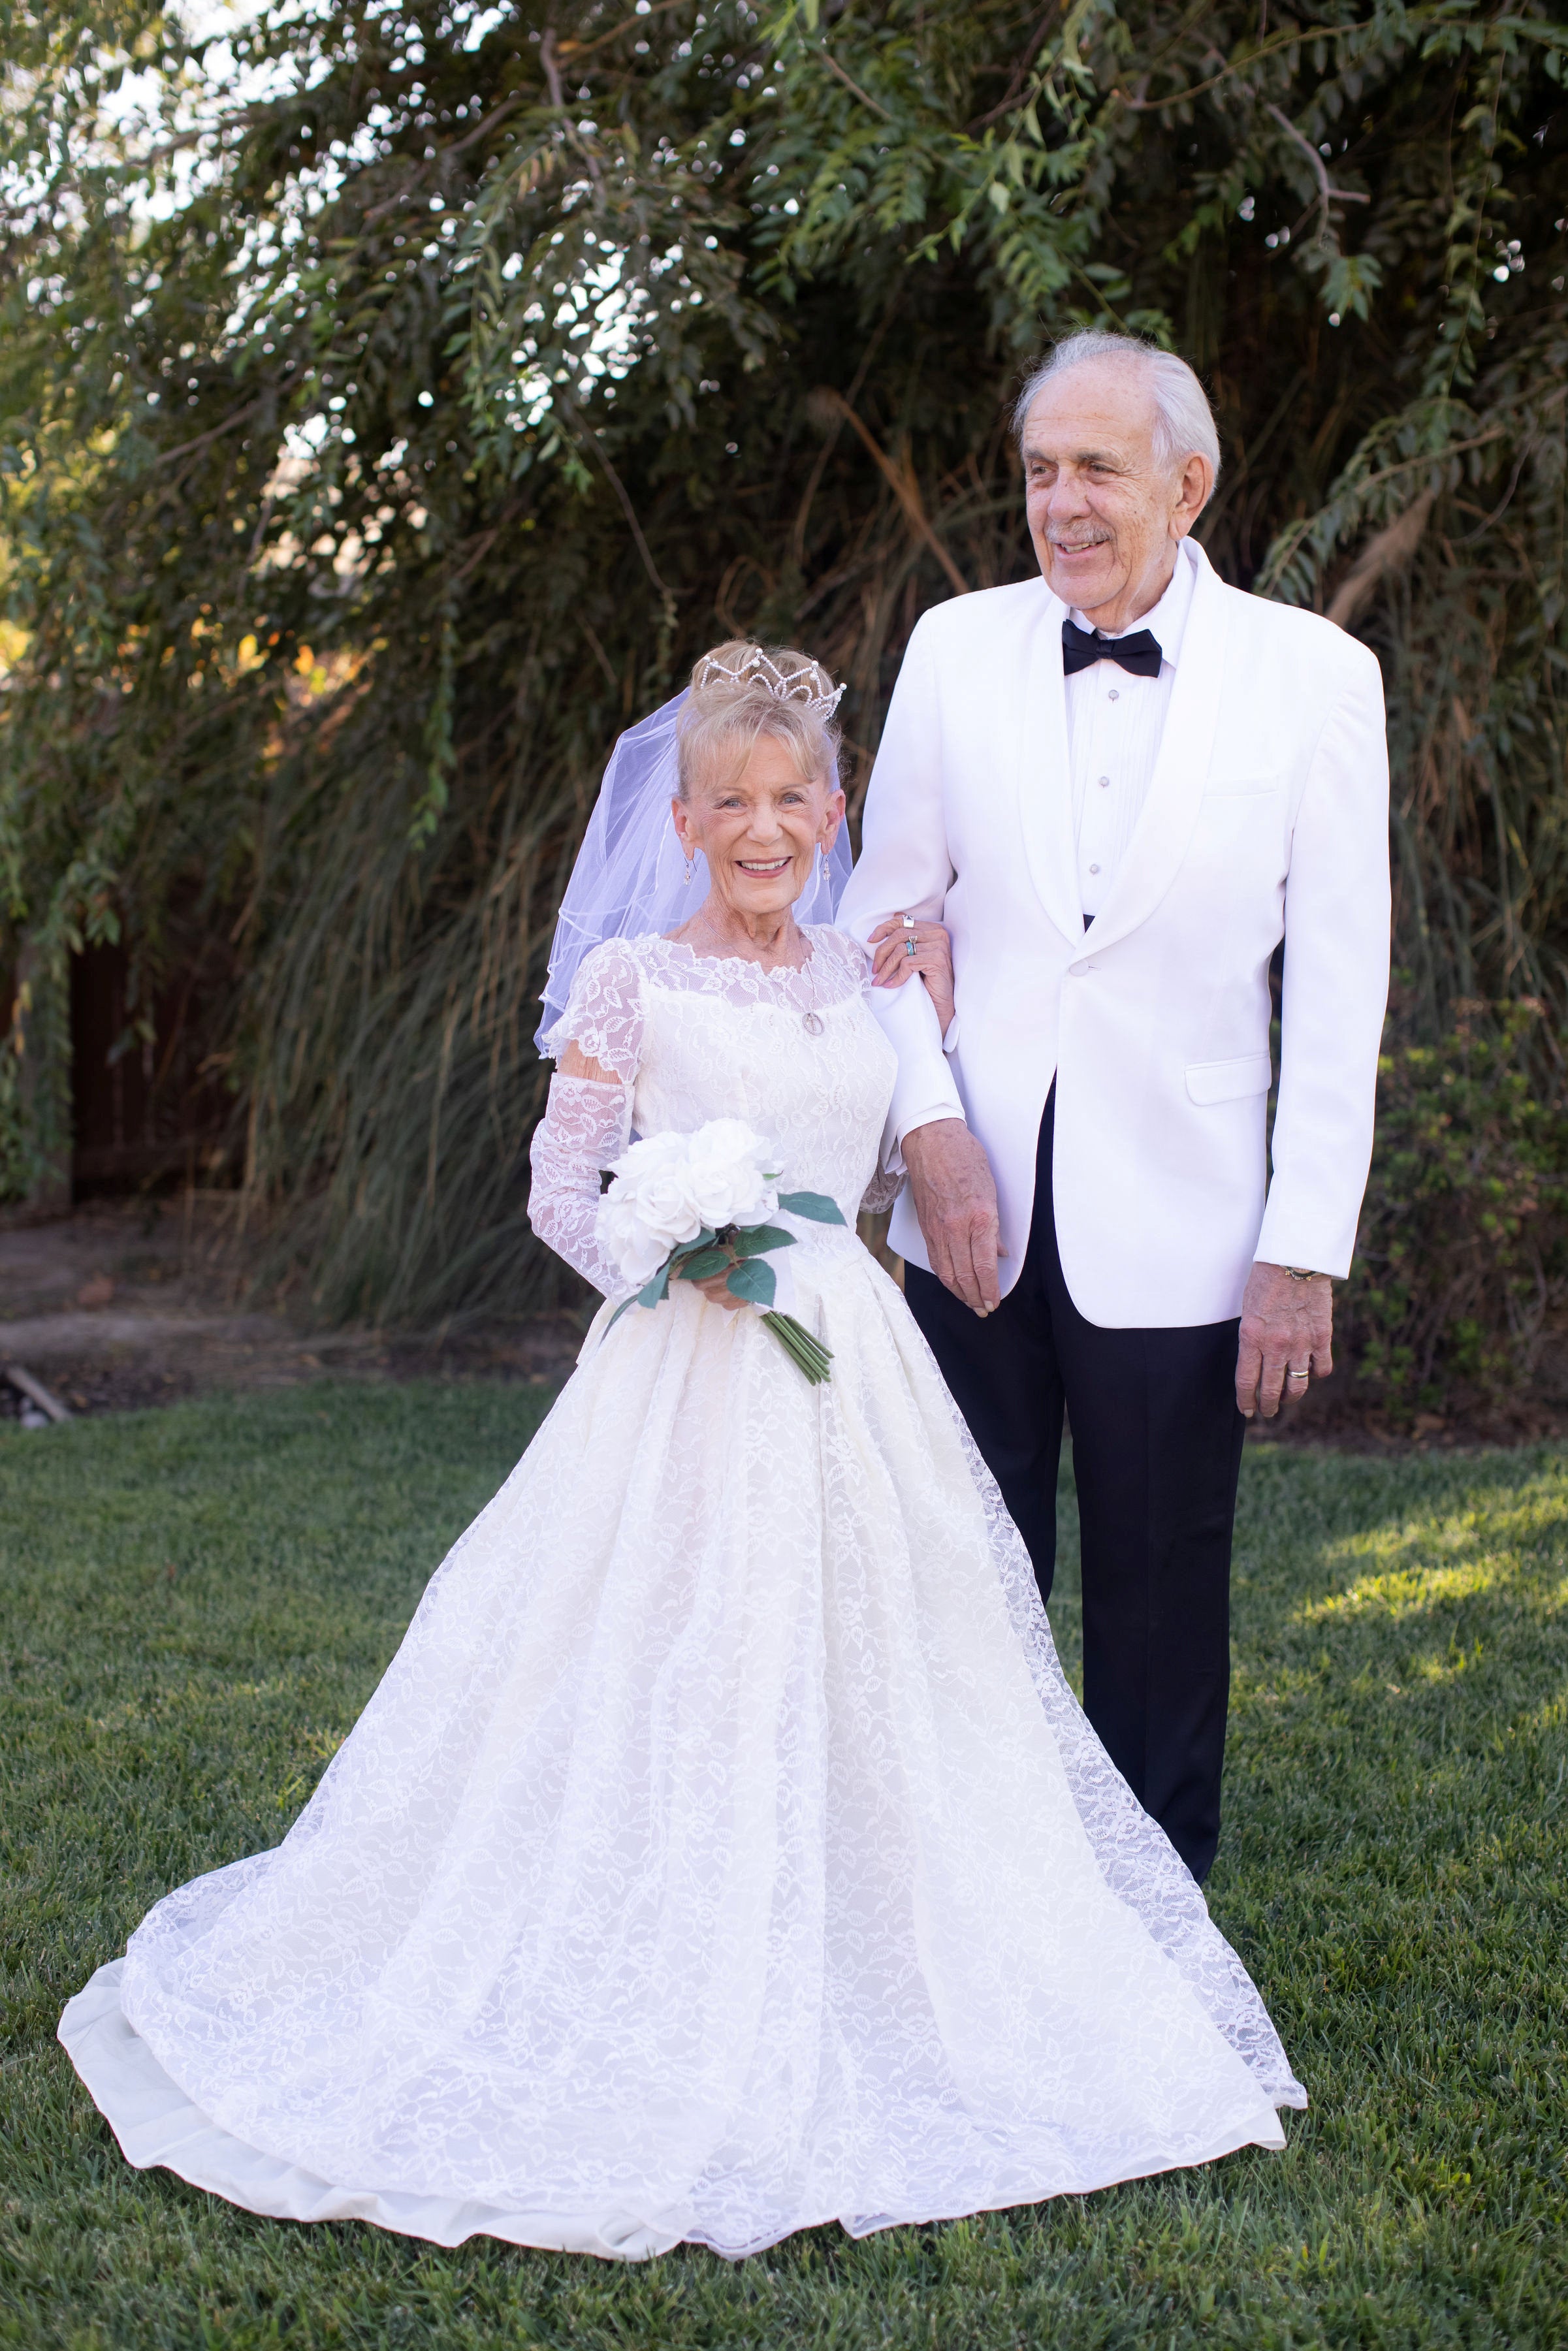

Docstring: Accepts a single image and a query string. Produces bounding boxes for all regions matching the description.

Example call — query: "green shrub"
[2,0,1563,1320]
[1341,1002,1568,1417]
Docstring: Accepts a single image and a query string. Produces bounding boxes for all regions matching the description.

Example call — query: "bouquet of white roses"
[596,1119,845,1383]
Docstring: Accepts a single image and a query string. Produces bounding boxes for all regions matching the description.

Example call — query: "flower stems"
[761,1311,834,1385]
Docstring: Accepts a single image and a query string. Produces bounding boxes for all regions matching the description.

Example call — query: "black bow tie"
[1061,618,1163,679]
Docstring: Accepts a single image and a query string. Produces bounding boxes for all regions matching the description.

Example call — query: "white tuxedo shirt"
[1066,545,1192,918]
[837,537,1392,1328]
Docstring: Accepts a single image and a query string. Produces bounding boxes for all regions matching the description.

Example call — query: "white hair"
[1013,331,1221,490]
[677,640,842,801]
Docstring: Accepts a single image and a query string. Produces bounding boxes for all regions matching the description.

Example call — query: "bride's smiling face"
[673,735,844,920]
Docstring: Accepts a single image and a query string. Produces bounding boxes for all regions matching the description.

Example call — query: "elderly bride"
[61,642,1302,2262]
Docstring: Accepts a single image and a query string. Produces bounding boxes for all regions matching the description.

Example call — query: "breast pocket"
[1186,1053,1273,1106]
[1203,774,1285,800]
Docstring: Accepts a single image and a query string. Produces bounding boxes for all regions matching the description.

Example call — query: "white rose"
[628,1162,706,1253]
[596,1123,784,1292]
[606,1129,688,1187]
[595,1191,671,1288]
[599,1130,707,1271]
[683,1120,778,1230]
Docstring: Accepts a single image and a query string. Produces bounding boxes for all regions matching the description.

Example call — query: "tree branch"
[818,50,895,122]
[556,0,694,66]
[792,294,901,569]
[965,5,1065,135]
[810,389,968,597]
[562,400,674,602]
[1266,103,1369,240]
[540,31,601,182]
[1112,21,1360,112]
[153,401,261,468]
[1325,490,1433,630]
[539,26,566,111]
[445,91,524,161]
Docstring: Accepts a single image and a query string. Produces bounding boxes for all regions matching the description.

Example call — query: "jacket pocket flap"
[1186,1052,1273,1106]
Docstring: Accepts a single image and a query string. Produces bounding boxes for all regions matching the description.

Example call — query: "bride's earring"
[682,851,696,886]
[819,843,831,886]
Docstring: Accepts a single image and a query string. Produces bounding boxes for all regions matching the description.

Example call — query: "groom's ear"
[1171,453,1214,534]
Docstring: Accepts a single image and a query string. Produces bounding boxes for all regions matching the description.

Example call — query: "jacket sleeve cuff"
[880,1098,967,1177]
[861,972,965,1150]
[1253,1201,1355,1282]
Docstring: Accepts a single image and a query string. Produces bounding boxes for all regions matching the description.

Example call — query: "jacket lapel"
[1017,587,1085,948]
[1083,541,1230,959]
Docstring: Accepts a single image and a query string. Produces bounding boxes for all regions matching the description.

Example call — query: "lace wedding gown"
[60,927,1304,2261]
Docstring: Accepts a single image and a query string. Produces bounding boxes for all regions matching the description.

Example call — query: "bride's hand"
[682,1258,749,1313]
[869,916,955,1037]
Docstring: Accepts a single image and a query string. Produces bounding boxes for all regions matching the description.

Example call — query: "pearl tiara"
[692,645,846,719]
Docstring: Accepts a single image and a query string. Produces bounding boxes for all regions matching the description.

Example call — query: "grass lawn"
[2,1382,1566,2350]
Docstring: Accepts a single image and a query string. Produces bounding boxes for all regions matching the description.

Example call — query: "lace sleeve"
[811,931,903,1217]
[528,1075,633,1298]
[859,1164,903,1218]
[537,938,647,1081]
[816,925,872,984]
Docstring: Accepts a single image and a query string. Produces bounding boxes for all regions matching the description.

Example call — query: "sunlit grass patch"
[1300,1552,1522,1620]
[1296,1469,1568,1638]
[3,1392,1566,2349]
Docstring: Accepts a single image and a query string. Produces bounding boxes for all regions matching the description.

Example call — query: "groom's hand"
[1236,1262,1334,1418]
[903,1120,1003,1316]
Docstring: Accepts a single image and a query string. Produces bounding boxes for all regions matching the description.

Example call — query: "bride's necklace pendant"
[802,1010,825,1037]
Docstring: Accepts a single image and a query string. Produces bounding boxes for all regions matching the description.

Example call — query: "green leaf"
[607,1262,673,1327]
[673,1247,731,1281]
[725,1257,778,1307]
[731,1224,797,1256]
[636,1263,672,1309]
[775,1191,847,1225]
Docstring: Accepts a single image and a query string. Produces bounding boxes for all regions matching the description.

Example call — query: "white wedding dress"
[60,927,1304,2261]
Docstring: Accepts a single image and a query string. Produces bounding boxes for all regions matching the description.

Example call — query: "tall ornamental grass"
[1,0,1564,1387]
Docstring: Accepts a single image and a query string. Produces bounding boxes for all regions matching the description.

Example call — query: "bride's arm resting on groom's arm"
[865,918,956,1038]
[857,923,1000,1309]
[863,930,999,1314]
[834,620,1005,1320]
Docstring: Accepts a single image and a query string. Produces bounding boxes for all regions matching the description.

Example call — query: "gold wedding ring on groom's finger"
[1286,1364,1310,1384]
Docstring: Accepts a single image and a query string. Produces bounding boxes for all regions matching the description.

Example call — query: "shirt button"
[1108,688,1119,701]
[1097,775,1110,789]
[1088,863,1100,875]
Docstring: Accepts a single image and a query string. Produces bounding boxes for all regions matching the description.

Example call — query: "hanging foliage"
[1,0,1564,1352]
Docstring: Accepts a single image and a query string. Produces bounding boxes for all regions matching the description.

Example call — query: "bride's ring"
[901,912,916,929]
[905,936,919,957]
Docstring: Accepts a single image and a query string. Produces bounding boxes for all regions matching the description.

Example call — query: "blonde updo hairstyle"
[676,641,844,803]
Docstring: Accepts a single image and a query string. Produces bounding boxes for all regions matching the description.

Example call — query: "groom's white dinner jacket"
[839,537,1391,1328]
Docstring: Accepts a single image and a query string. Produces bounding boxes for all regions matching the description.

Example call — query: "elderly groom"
[841,332,1390,1883]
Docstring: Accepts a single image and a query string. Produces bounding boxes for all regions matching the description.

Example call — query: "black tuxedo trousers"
[904,1085,1246,1883]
